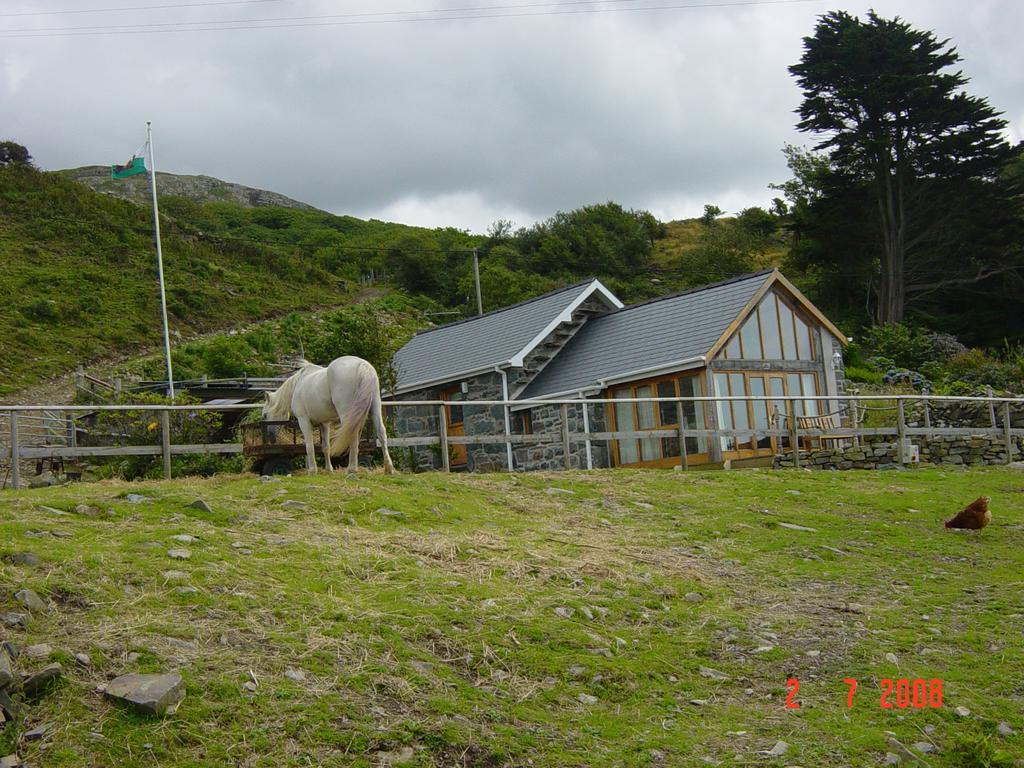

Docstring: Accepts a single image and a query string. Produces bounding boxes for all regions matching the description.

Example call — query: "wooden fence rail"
[2,394,1022,487]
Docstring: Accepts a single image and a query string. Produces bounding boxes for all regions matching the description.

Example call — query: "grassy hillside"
[0,165,449,396]
[0,466,1021,766]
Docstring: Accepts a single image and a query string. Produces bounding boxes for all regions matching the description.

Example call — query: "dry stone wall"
[774,434,1022,470]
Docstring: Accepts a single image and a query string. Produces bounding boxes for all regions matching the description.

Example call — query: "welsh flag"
[111,156,146,179]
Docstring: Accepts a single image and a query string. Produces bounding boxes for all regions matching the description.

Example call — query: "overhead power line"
[2,0,653,33]
[1,0,823,38]
[0,0,284,17]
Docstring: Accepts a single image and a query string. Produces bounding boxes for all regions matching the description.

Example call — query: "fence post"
[922,395,932,442]
[675,400,689,471]
[66,413,76,447]
[987,386,997,429]
[1004,402,1014,465]
[159,410,172,480]
[561,403,572,470]
[581,401,594,471]
[787,399,800,468]
[9,412,20,490]
[850,397,860,448]
[438,405,450,473]
[896,400,906,465]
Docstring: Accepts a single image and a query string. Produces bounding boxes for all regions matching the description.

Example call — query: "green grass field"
[1,466,1022,766]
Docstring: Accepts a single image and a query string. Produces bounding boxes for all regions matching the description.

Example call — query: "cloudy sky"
[2,0,1021,232]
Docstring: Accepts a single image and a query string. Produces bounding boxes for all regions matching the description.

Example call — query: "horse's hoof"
[345,471,357,480]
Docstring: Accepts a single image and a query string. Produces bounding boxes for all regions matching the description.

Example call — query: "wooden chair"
[796,414,845,450]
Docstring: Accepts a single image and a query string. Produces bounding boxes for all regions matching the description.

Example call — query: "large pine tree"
[789,11,1015,326]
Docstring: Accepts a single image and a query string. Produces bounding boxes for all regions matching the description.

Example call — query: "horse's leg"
[297,416,317,474]
[320,423,334,472]
[345,423,360,475]
[371,396,396,475]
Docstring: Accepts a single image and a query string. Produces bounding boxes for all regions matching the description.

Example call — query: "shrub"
[844,365,883,385]
[947,729,1015,768]
[925,331,967,360]
[861,323,934,370]
[945,349,1011,388]
[20,298,59,322]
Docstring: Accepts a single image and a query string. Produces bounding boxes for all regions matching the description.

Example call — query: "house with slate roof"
[390,269,848,472]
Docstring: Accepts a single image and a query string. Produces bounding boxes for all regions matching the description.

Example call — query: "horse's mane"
[264,360,317,420]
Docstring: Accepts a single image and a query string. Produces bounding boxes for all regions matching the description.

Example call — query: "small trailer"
[240,420,378,474]
[240,420,313,475]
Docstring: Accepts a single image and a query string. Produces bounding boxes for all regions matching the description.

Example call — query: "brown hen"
[944,496,991,530]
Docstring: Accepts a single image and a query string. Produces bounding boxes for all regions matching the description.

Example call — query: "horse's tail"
[329,360,379,457]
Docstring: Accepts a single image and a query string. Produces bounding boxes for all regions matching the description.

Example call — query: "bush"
[81,392,224,480]
[948,729,1015,768]
[844,365,883,385]
[945,349,1012,389]
[924,331,967,361]
[860,323,935,370]
[20,298,59,323]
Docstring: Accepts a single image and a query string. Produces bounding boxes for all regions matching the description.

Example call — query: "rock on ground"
[3,553,41,567]
[101,673,186,716]
[778,522,817,532]
[0,650,13,688]
[698,666,730,681]
[13,589,47,613]
[24,722,52,741]
[24,644,51,660]
[21,663,61,697]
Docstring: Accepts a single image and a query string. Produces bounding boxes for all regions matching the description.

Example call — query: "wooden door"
[441,387,468,467]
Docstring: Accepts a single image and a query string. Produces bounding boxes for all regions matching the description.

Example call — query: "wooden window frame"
[608,372,711,468]
[512,409,532,435]
[607,369,822,467]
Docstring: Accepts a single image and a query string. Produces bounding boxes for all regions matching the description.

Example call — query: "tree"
[0,141,32,166]
[790,11,1014,324]
[512,202,663,280]
[700,204,723,226]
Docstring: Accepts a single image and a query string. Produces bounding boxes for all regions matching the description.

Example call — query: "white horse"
[263,356,396,475]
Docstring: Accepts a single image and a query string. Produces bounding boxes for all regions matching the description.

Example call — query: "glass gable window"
[721,290,816,361]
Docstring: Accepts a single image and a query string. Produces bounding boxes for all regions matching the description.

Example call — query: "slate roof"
[520,271,774,399]
[393,279,617,393]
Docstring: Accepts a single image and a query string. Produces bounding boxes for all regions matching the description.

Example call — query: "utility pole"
[473,247,483,316]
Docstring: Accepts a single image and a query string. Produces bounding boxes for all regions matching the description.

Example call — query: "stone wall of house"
[513,401,611,470]
[773,434,1023,470]
[390,389,443,472]
[830,336,846,396]
[461,372,510,472]
[391,372,510,472]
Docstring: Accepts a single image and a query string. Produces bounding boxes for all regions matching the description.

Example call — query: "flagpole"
[146,120,175,400]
